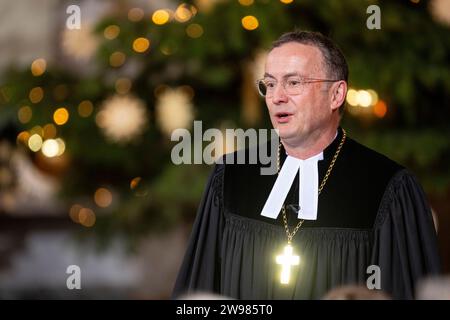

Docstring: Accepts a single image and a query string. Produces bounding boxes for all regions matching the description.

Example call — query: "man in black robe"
[172,31,441,299]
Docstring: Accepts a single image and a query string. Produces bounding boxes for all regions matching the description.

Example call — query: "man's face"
[264,42,334,144]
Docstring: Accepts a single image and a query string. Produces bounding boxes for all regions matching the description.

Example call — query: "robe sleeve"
[172,163,225,298]
[372,169,441,299]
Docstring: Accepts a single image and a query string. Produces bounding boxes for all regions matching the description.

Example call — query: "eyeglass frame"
[255,75,341,97]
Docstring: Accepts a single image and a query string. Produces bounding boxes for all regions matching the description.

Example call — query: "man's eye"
[287,80,301,87]
[265,82,276,88]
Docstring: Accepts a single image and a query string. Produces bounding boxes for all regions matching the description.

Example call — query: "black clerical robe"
[173,127,441,299]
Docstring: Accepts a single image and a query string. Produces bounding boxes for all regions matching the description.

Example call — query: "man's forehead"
[265,42,323,75]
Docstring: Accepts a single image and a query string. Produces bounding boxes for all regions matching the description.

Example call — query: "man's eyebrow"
[263,73,276,79]
[263,72,305,79]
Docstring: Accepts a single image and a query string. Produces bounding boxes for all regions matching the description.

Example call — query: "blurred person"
[323,285,391,300]
[173,30,440,299]
[415,276,450,300]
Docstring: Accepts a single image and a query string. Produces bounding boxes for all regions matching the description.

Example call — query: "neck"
[281,125,339,160]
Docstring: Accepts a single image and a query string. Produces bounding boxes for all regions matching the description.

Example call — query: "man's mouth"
[275,112,294,123]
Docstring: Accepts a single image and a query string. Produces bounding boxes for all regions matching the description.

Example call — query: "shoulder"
[315,135,406,228]
[221,141,278,217]
[343,136,404,179]
[374,168,430,228]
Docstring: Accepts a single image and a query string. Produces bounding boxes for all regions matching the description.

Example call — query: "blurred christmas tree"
[0,0,449,243]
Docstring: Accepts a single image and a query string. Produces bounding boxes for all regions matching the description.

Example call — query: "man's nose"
[271,83,288,104]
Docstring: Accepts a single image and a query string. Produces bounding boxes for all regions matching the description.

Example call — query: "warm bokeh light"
[78,208,96,227]
[190,5,198,16]
[110,51,126,67]
[30,125,44,137]
[128,8,144,22]
[69,204,83,223]
[94,187,113,208]
[78,100,94,117]
[53,107,69,125]
[346,88,358,106]
[133,37,150,53]
[28,134,43,152]
[367,89,379,106]
[18,106,32,124]
[186,24,204,38]
[357,90,372,107]
[130,177,142,189]
[115,78,132,94]
[31,58,47,76]
[152,9,170,25]
[239,0,254,5]
[280,0,294,4]
[55,138,66,156]
[373,100,388,118]
[104,25,120,40]
[175,4,193,22]
[42,139,59,157]
[43,123,57,139]
[242,15,259,30]
[16,131,30,145]
[29,87,44,104]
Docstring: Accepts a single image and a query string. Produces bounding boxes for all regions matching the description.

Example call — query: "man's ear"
[330,81,347,111]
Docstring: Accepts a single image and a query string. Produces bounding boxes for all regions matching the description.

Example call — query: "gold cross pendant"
[275,244,300,284]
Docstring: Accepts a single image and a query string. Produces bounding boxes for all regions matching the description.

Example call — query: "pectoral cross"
[276,244,300,284]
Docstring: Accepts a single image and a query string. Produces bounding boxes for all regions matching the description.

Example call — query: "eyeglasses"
[256,76,340,97]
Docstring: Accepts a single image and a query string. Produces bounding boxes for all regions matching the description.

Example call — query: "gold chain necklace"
[275,129,346,284]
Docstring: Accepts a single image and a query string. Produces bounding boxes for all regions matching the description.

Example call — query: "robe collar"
[260,127,342,220]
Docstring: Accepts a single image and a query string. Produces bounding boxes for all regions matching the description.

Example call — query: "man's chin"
[277,130,298,141]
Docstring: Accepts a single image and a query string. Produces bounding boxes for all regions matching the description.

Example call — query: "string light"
[31,58,47,76]
[69,204,83,223]
[110,51,126,67]
[78,208,96,227]
[346,88,379,108]
[115,78,132,95]
[18,106,32,124]
[53,107,69,125]
[373,100,388,118]
[55,138,66,156]
[133,37,150,53]
[128,8,144,22]
[16,131,30,145]
[239,0,254,5]
[42,139,59,157]
[29,87,44,104]
[152,9,170,25]
[78,100,94,117]
[30,125,44,137]
[43,124,57,139]
[104,25,120,40]
[242,15,259,30]
[175,4,193,23]
[130,177,141,189]
[186,24,204,38]
[94,187,113,208]
[357,90,372,107]
[28,134,43,152]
